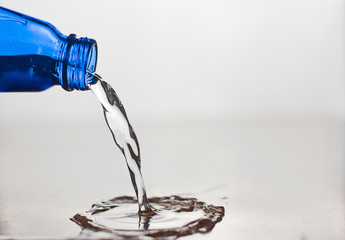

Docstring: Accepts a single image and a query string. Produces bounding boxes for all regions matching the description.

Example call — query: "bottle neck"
[59,34,98,91]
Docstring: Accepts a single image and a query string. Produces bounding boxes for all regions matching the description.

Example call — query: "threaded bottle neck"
[60,34,98,91]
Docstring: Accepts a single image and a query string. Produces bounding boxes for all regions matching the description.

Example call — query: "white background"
[0,0,344,123]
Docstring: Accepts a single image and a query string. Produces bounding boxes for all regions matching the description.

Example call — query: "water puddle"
[72,195,225,239]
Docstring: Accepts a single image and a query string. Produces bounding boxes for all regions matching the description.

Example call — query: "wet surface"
[72,195,224,239]
[0,120,344,239]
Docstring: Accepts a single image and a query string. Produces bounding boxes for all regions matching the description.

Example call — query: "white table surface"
[0,118,344,240]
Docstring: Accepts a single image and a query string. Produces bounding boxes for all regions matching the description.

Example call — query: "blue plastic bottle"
[0,6,97,92]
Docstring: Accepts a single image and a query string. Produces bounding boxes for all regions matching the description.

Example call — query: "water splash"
[72,195,225,239]
[83,75,225,239]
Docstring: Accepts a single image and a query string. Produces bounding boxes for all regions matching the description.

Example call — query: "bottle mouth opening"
[62,35,98,91]
[85,43,98,85]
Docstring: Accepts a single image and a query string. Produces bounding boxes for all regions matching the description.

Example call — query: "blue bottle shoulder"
[0,6,98,92]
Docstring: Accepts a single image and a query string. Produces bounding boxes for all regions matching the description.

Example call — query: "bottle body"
[0,6,97,92]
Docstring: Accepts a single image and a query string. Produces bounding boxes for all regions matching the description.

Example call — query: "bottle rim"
[61,34,98,91]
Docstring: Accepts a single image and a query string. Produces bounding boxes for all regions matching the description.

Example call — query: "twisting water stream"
[87,73,150,213]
